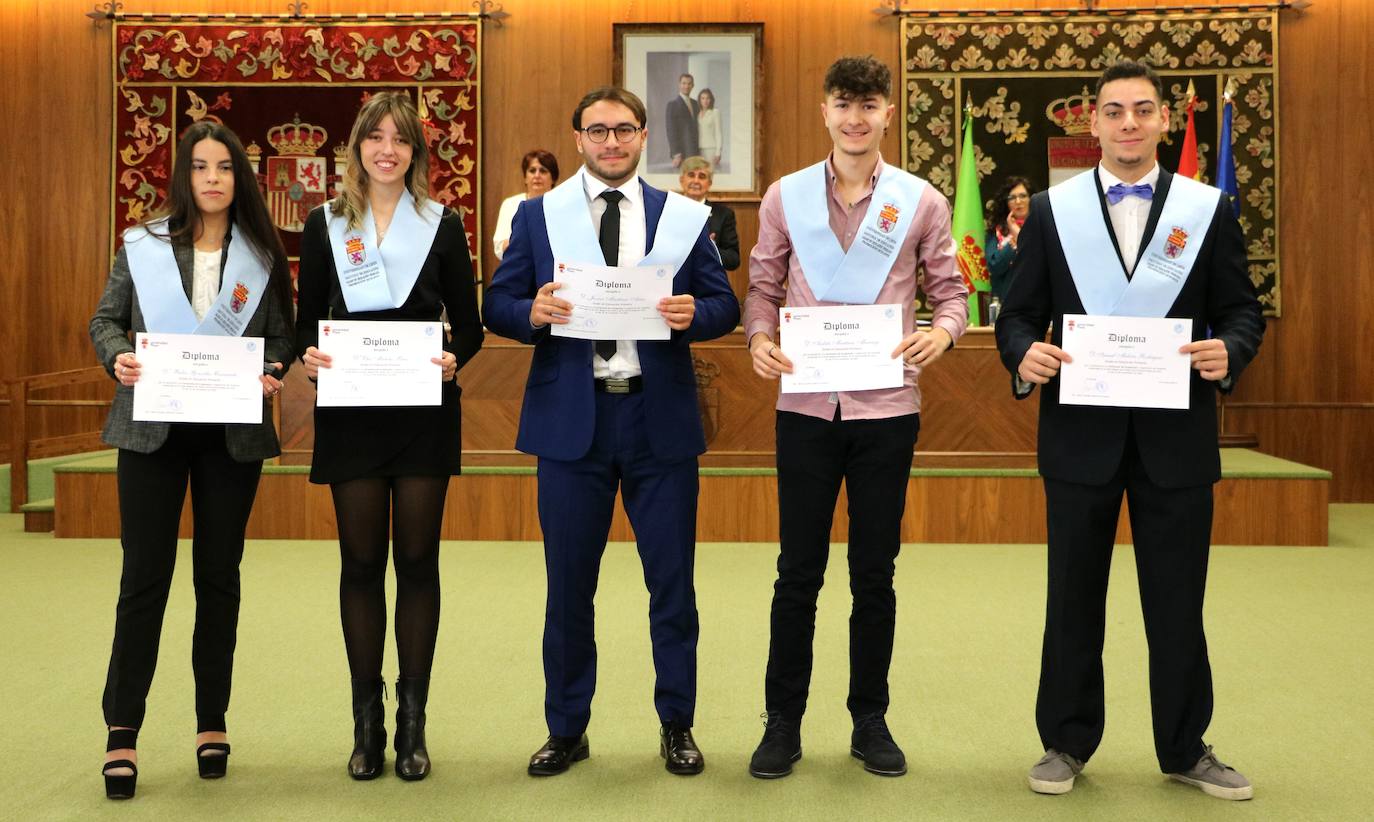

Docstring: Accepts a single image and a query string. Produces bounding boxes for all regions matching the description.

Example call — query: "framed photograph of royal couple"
[613,22,764,200]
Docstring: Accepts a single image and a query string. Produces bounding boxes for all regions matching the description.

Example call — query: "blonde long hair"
[331,91,431,230]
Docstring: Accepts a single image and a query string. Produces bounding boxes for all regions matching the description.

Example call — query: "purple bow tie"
[1106,182,1154,205]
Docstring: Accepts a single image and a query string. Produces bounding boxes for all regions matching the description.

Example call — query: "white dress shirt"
[580,169,647,379]
[1097,162,1161,273]
[191,248,220,322]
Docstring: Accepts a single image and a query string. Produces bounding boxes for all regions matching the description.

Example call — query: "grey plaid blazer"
[89,232,294,461]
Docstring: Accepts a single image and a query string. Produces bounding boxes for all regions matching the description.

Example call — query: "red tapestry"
[111,19,482,279]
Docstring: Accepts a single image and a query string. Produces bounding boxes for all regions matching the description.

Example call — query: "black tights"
[331,475,449,680]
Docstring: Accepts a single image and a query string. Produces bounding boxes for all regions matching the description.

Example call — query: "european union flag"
[1216,96,1241,218]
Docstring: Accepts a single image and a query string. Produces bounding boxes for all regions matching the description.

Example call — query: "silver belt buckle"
[603,377,631,394]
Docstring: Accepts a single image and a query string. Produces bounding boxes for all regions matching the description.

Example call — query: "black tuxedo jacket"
[994,168,1265,489]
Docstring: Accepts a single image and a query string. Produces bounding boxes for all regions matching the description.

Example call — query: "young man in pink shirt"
[743,56,968,779]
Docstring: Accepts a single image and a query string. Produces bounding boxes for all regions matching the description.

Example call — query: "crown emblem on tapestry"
[1044,88,1095,136]
[268,115,329,156]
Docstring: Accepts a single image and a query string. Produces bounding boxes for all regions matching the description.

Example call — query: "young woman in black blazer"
[90,121,294,799]
[296,91,483,781]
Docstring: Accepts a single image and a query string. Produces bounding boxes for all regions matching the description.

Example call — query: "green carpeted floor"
[2,506,1372,821]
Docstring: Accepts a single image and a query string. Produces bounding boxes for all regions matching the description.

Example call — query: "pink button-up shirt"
[744,155,969,420]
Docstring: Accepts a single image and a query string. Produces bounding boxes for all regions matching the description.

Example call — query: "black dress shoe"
[528,734,589,776]
[660,723,705,775]
[749,712,802,779]
[851,713,907,776]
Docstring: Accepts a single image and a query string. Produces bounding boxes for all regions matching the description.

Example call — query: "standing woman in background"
[986,175,1034,302]
[492,149,560,259]
[91,120,295,800]
[296,91,483,782]
[696,88,722,169]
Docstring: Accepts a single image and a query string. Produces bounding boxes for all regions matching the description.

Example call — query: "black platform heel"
[349,678,387,780]
[394,676,431,781]
[197,742,231,779]
[103,728,139,800]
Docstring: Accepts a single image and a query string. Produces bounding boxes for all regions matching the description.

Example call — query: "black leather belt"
[594,376,643,394]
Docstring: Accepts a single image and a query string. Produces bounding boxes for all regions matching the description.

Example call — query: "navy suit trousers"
[536,390,700,736]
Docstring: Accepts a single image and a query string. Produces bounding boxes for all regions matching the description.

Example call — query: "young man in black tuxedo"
[995,60,1265,800]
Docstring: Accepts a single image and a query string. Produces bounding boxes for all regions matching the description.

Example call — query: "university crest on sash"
[877,202,900,234]
[1164,226,1189,260]
[230,281,250,313]
[345,235,366,266]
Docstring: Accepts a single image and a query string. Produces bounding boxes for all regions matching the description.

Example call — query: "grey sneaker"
[1168,746,1253,800]
[1028,749,1084,795]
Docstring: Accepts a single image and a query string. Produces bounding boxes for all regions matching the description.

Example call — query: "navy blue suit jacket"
[482,179,740,462]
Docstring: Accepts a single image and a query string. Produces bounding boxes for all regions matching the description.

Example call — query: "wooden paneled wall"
[3,0,1371,499]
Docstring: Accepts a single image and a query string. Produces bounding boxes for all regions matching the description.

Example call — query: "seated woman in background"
[492,149,559,259]
[90,120,295,800]
[986,175,1034,302]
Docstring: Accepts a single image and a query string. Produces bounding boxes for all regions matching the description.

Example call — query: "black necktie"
[596,190,624,361]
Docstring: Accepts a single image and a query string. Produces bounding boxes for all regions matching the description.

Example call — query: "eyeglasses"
[581,124,643,144]
[1007,193,1030,202]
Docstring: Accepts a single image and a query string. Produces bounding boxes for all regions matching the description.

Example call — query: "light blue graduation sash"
[541,166,709,273]
[778,161,926,305]
[124,218,269,336]
[1048,168,1219,317]
[324,190,444,312]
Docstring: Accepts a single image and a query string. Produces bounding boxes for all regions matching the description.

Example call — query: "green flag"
[952,105,990,326]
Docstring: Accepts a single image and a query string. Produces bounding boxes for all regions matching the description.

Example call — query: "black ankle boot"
[394,676,431,781]
[349,678,386,780]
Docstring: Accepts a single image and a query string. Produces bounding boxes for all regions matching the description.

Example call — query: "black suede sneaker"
[748,712,802,779]
[850,713,906,776]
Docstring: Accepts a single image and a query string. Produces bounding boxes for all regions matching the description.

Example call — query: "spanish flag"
[1176,80,1202,180]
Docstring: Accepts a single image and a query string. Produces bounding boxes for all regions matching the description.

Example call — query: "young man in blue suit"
[483,86,740,777]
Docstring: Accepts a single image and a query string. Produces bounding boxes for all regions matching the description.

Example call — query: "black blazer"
[665,95,700,161]
[706,201,740,271]
[994,168,1265,489]
[89,231,294,461]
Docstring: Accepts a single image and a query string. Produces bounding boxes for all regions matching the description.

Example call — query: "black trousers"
[764,409,920,721]
[103,424,263,732]
[1037,427,1214,773]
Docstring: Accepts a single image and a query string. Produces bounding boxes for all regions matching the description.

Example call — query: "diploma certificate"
[779,304,905,394]
[1059,314,1192,409]
[550,260,673,341]
[315,320,443,407]
[132,332,264,424]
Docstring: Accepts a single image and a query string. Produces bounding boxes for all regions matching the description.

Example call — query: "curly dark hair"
[987,175,1035,233]
[823,55,891,100]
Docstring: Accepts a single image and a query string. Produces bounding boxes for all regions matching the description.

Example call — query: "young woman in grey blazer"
[90,121,295,800]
